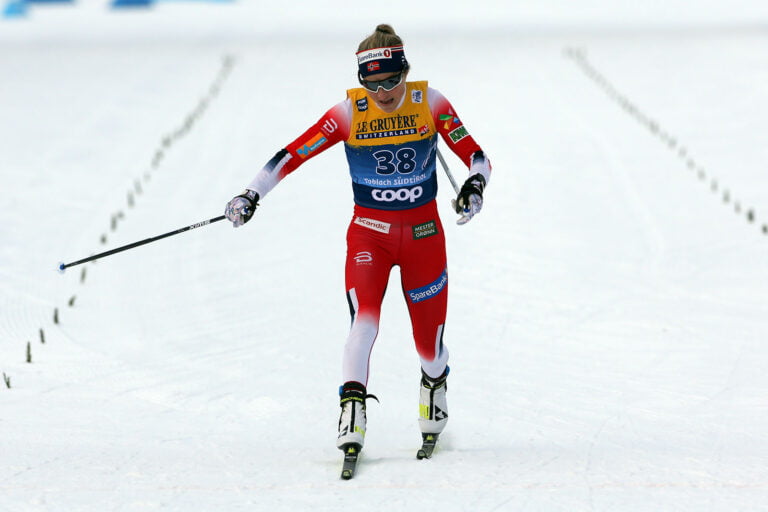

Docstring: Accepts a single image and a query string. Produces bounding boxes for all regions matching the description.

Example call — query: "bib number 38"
[373,148,417,175]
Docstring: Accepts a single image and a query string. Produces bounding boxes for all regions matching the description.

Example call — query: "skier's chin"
[375,97,397,112]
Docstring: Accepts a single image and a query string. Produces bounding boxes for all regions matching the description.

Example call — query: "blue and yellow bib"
[344,81,438,210]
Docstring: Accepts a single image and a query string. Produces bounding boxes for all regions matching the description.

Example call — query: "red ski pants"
[342,201,449,386]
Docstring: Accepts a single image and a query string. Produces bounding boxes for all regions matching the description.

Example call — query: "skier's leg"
[337,220,394,449]
[342,224,395,386]
[399,217,449,377]
[399,213,450,434]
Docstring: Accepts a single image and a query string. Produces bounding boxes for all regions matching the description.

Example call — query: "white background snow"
[2,1,768,510]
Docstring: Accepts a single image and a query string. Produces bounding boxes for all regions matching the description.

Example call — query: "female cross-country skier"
[224,24,491,458]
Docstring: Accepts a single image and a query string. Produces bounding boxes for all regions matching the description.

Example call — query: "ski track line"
[564,47,767,239]
[2,54,236,391]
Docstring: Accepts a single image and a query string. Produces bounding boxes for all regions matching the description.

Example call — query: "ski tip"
[341,469,354,480]
[416,449,429,460]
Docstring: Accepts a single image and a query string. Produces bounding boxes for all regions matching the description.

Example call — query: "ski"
[340,444,361,480]
[416,433,439,460]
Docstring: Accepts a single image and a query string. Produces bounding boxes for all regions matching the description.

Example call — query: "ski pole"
[58,215,226,273]
[437,148,460,194]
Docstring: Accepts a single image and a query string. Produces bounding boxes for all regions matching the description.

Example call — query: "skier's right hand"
[225,190,259,227]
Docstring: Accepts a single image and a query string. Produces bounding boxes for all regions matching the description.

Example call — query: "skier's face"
[362,71,407,113]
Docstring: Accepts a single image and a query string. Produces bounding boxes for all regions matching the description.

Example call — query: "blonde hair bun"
[358,24,403,52]
[376,24,396,35]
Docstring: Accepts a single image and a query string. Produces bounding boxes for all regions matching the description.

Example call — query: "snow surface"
[2,1,768,510]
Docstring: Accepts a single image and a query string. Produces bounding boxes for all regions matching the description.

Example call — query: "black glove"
[224,190,259,227]
[452,174,486,225]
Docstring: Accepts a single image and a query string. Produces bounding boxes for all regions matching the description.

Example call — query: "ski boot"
[417,367,449,459]
[337,381,378,479]
[336,381,377,450]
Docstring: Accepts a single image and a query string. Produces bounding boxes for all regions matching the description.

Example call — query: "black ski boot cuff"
[421,367,449,390]
[339,381,379,406]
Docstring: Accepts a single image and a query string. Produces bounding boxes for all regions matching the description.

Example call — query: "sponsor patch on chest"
[354,216,391,234]
[412,220,439,240]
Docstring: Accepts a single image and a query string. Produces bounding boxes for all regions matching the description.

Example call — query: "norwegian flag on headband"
[356,46,408,77]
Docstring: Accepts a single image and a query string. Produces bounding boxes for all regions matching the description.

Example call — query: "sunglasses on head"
[358,70,406,92]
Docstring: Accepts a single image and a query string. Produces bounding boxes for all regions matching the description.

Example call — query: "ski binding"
[340,443,361,480]
[416,433,439,460]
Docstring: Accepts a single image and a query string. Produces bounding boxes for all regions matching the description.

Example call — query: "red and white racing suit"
[245,81,491,385]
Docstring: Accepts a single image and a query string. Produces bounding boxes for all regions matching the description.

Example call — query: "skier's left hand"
[452,174,486,225]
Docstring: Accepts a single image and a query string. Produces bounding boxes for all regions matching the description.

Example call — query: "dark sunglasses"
[358,71,405,92]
